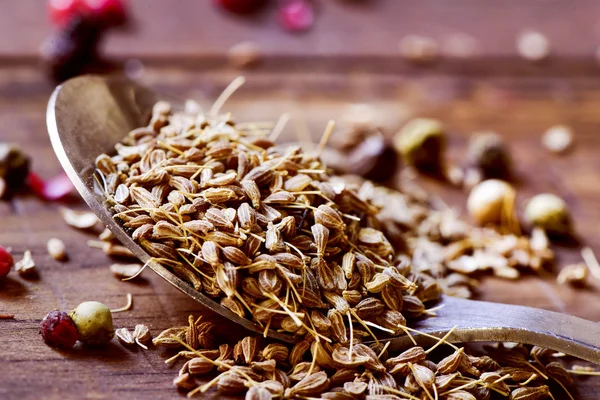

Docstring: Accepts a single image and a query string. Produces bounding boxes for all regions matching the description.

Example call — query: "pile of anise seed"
[93,97,579,399]
[154,314,579,399]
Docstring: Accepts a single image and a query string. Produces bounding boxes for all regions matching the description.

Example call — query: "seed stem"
[553,379,575,400]
[581,246,600,281]
[210,76,246,116]
[110,293,133,313]
[518,373,538,386]
[525,360,548,380]
[350,309,379,344]
[316,120,335,157]
[363,320,395,334]
[135,337,148,350]
[567,369,600,375]
[424,326,458,354]
[401,325,460,351]
[268,113,290,143]
[122,259,150,281]
[377,340,391,359]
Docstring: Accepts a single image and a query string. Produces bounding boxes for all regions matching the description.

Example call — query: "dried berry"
[40,14,103,82]
[69,301,115,345]
[322,135,398,183]
[28,172,74,201]
[0,245,14,280]
[393,118,445,171]
[0,143,30,187]
[467,131,512,180]
[81,0,128,27]
[524,193,571,235]
[48,0,128,27]
[278,0,314,33]
[48,0,84,26]
[40,310,81,348]
[467,179,516,226]
[215,0,268,14]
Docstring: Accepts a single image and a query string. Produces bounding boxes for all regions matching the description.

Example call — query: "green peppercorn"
[69,301,115,345]
[467,179,516,225]
[467,131,512,179]
[524,193,571,235]
[393,118,445,171]
[0,143,30,187]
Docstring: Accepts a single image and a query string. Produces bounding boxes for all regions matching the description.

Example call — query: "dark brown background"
[2,1,600,399]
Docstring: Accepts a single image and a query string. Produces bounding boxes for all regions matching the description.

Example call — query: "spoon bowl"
[47,75,295,343]
[48,75,600,363]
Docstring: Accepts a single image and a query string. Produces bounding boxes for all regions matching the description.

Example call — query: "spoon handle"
[383,296,600,364]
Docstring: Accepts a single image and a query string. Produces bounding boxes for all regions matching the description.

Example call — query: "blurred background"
[2,0,597,210]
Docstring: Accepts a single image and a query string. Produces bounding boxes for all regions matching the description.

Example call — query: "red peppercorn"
[48,0,84,26]
[0,246,14,281]
[40,310,81,349]
[27,172,45,198]
[81,0,128,27]
[48,0,128,27]
[215,0,268,15]
[27,172,74,201]
[278,0,314,32]
[41,173,75,201]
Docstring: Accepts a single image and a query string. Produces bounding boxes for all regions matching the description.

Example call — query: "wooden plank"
[2,0,600,63]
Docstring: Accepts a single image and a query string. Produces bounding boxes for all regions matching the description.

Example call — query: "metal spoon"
[47,75,600,363]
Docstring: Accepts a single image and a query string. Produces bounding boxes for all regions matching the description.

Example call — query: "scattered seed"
[47,238,67,261]
[115,327,135,346]
[228,41,261,69]
[110,263,144,279]
[557,263,587,286]
[15,250,36,277]
[524,193,571,235]
[133,324,151,349]
[399,35,439,64]
[60,207,100,230]
[542,125,573,154]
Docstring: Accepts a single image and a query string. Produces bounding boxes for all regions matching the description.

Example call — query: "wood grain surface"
[2,1,600,399]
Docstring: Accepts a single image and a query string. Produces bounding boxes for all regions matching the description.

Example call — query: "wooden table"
[2,1,600,399]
